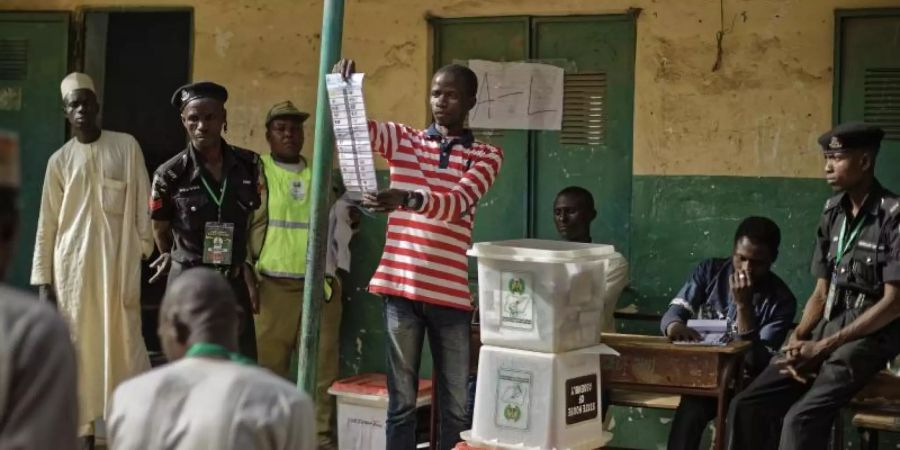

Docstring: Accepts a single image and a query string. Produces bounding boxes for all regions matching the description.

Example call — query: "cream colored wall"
[5,0,325,156]
[10,0,900,176]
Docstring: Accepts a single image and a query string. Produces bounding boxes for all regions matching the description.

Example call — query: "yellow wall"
[10,0,900,176]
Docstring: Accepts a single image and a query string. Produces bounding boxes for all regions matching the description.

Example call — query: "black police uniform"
[150,81,264,360]
[727,123,900,450]
[151,142,263,360]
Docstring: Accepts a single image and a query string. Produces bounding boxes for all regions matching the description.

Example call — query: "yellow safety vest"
[257,154,312,279]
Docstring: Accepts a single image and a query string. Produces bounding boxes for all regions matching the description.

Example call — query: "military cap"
[817,122,885,154]
[171,81,228,110]
[265,101,310,126]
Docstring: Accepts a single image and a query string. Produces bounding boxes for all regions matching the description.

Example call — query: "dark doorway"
[83,9,192,362]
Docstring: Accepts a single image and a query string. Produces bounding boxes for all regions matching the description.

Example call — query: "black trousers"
[668,396,718,450]
[726,311,900,450]
[167,261,258,361]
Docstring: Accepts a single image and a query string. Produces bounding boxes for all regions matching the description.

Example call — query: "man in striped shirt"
[335,59,503,450]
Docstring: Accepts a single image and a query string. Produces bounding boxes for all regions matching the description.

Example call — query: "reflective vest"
[257,155,311,279]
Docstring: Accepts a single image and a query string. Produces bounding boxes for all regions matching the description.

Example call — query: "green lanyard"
[835,214,867,267]
[185,342,255,366]
[200,176,228,221]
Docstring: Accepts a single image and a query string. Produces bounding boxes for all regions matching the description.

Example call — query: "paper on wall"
[467,60,564,130]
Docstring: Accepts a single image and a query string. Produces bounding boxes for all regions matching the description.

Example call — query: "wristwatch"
[403,191,423,210]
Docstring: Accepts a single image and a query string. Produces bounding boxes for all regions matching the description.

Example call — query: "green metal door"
[835,10,900,192]
[432,17,530,244]
[432,15,636,255]
[0,13,69,289]
[530,16,636,255]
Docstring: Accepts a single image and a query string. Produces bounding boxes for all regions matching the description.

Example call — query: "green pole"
[298,0,345,396]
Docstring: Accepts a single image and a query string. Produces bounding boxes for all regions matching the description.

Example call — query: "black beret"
[817,122,885,154]
[171,81,228,110]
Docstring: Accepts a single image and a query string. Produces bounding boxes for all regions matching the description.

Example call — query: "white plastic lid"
[467,239,616,263]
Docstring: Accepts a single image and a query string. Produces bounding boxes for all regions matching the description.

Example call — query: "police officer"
[727,122,900,450]
[149,82,266,361]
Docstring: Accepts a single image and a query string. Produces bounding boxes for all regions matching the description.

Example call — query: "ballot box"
[468,239,618,353]
[329,373,431,450]
[463,345,615,450]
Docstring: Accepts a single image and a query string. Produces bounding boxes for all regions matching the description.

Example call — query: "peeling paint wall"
[7,1,900,449]
[4,0,325,155]
[8,0,898,175]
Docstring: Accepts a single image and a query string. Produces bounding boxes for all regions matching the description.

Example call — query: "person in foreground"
[334,59,504,450]
[0,130,78,450]
[107,268,315,450]
[662,216,797,450]
[726,123,900,450]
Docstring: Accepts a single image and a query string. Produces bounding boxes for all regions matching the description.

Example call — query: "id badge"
[824,274,837,321]
[203,222,234,265]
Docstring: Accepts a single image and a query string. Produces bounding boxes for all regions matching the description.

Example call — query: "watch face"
[407,192,420,209]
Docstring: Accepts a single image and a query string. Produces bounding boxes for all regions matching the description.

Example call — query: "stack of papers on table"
[673,319,731,346]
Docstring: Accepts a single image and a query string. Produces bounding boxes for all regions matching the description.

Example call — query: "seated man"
[107,268,315,450]
[727,124,900,450]
[553,186,629,332]
[661,216,797,450]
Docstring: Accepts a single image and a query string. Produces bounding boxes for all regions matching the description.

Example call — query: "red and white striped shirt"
[366,121,503,310]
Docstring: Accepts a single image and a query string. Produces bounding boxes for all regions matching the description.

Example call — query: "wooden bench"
[609,389,681,410]
[848,371,900,450]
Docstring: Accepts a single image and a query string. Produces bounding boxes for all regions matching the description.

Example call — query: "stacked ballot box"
[463,239,618,450]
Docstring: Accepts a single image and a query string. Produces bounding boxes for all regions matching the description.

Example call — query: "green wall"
[627,175,831,316]
[336,172,894,449]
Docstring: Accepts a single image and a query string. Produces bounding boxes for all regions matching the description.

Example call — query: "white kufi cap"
[60,72,96,100]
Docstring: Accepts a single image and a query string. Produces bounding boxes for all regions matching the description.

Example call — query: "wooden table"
[600,333,752,450]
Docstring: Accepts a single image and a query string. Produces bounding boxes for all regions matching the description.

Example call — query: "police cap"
[171,81,228,110]
[265,101,310,127]
[817,122,885,154]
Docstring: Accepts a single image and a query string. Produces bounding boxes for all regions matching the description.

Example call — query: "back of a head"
[734,216,781,255]
[160,268,239,359]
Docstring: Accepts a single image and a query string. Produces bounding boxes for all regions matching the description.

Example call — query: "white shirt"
[107,357,315,450]
[0,284,77,450]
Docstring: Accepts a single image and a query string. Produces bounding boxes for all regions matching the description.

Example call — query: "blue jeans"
[383,296,471,450]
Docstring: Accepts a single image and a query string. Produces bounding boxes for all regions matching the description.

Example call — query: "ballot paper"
[673,319,732,346]
[326,73,378,200]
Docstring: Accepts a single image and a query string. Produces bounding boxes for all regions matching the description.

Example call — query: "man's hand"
[666,321,702,342]
[333,58,356,81]
[730,269,753,307]
[775,338,834,383]
[362,189,408,213]
[39,284,57,306]
[149,252,172,284]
